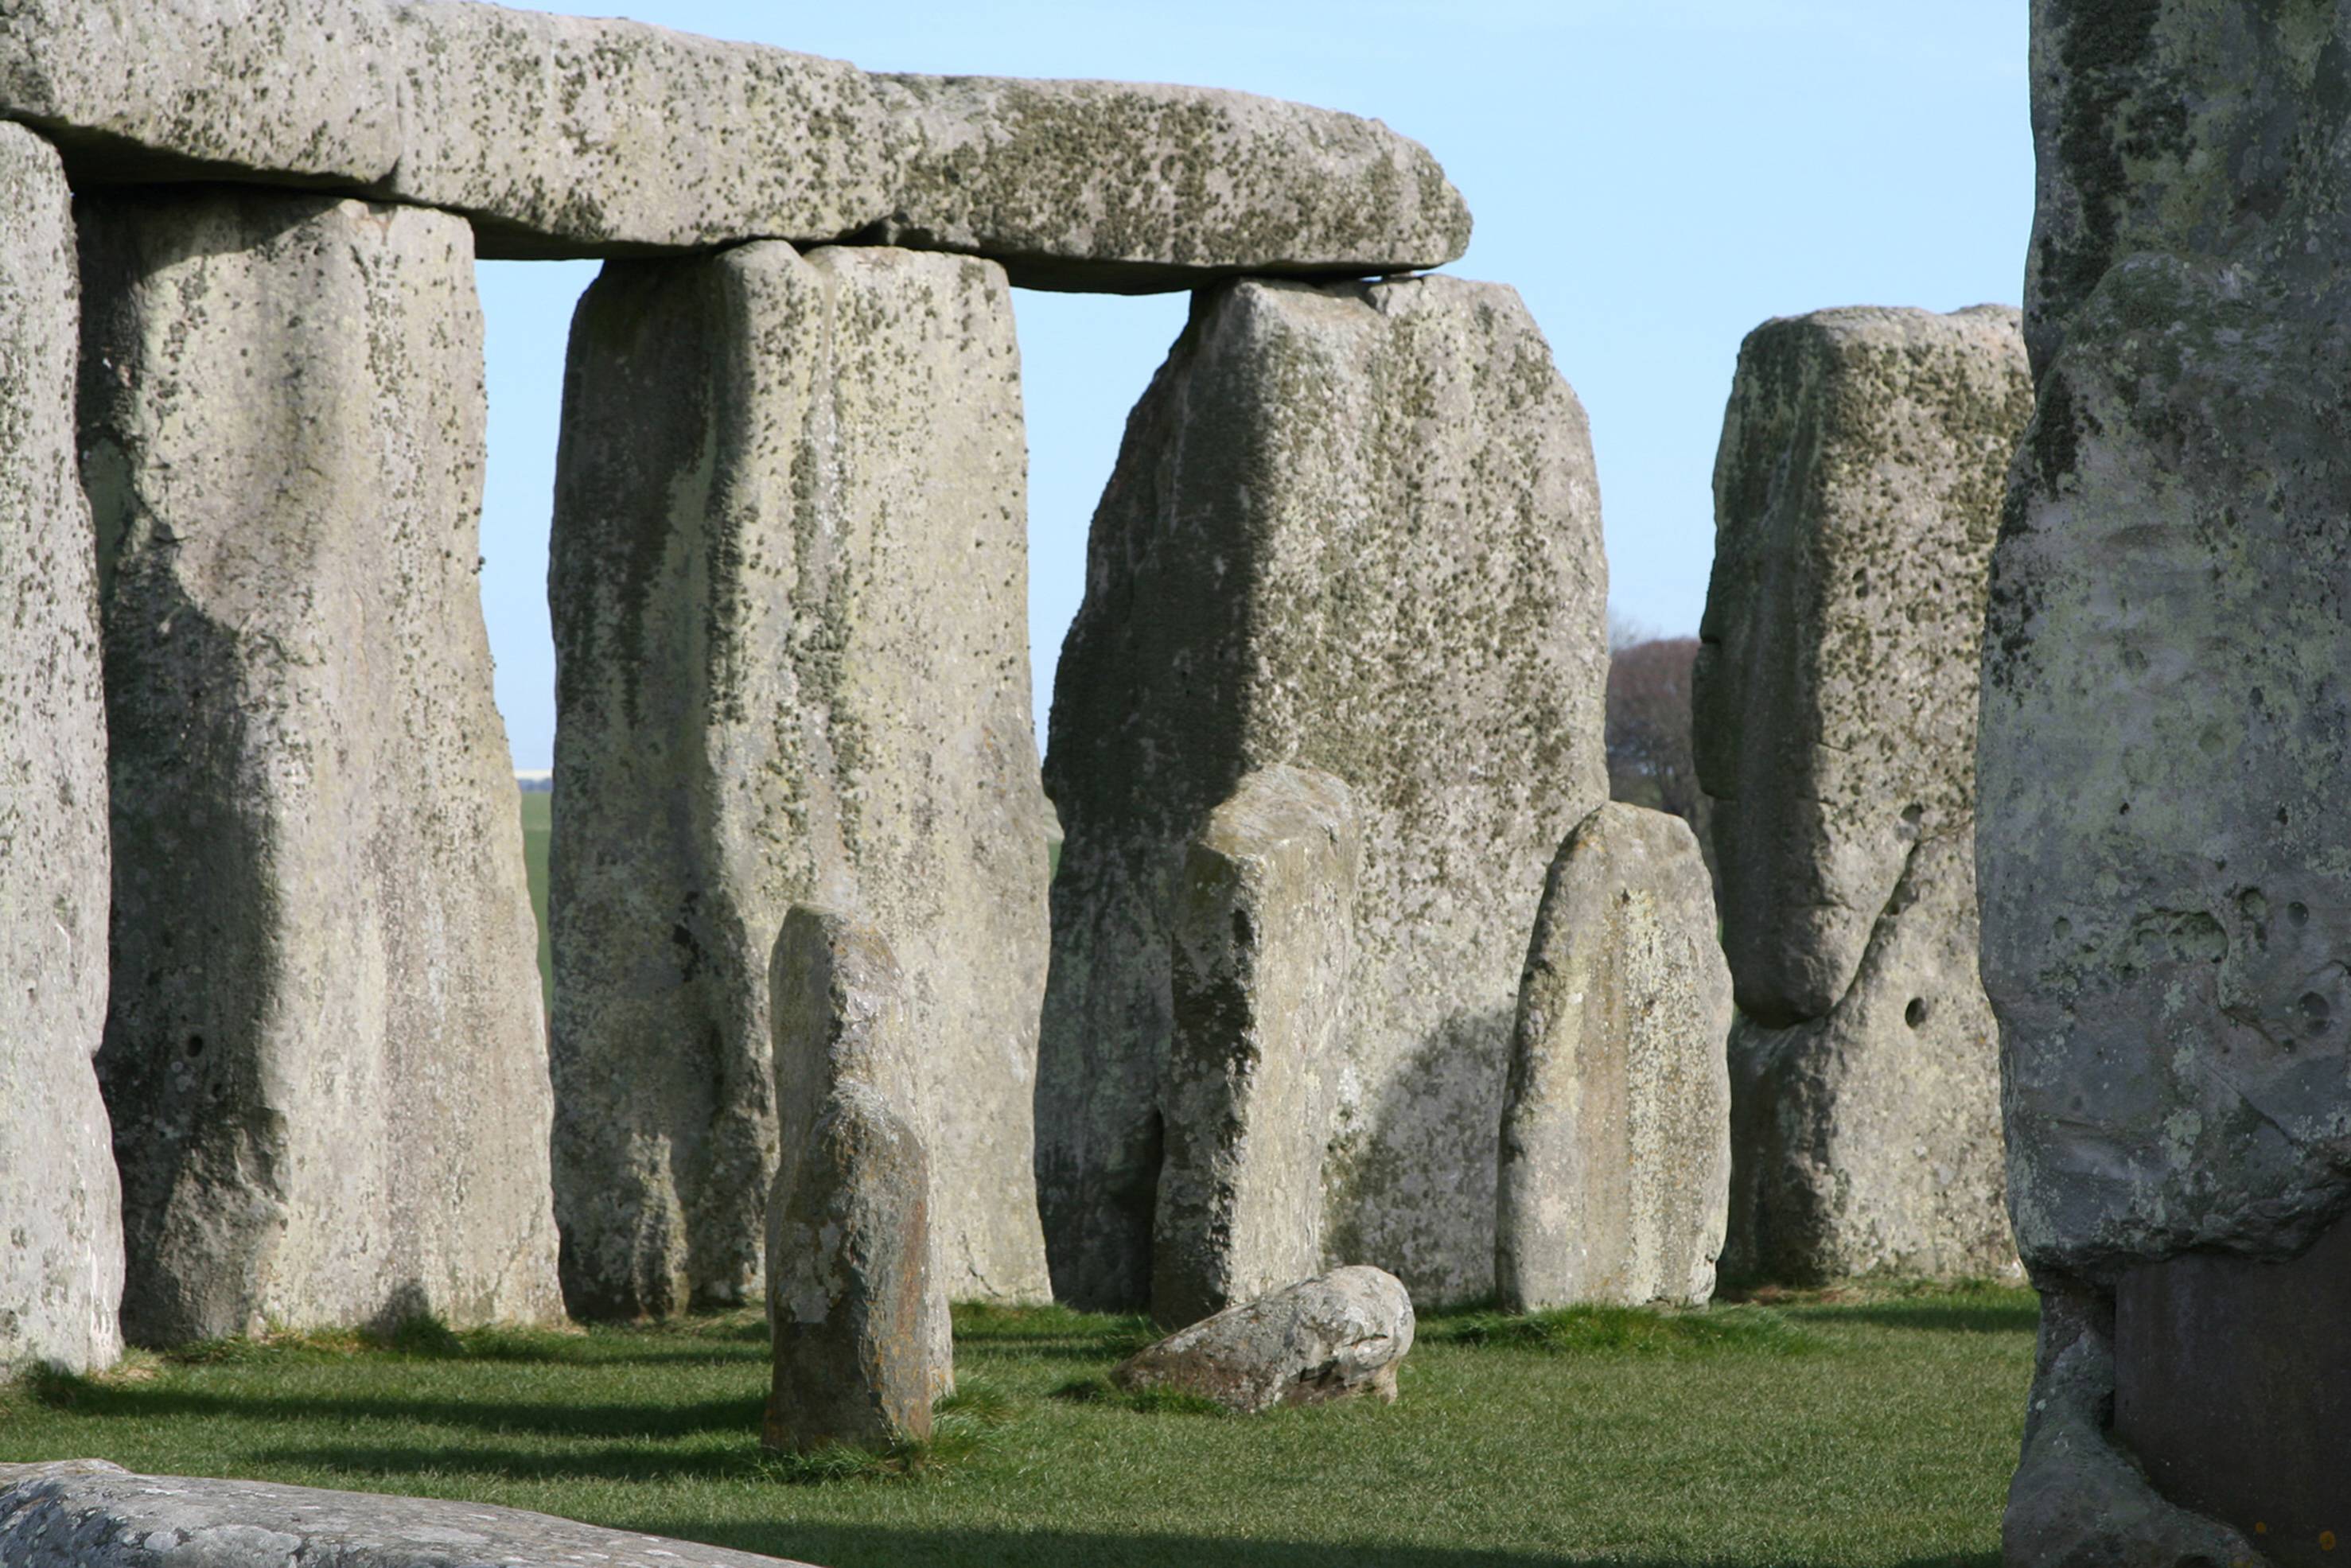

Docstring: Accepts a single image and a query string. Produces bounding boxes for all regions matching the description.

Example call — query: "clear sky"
[477,1,2031,769]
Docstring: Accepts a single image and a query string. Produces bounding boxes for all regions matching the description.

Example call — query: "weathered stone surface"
[1040,274,1607,1309]
[0,125,120,1379]
[765,908,947,1453]
[551,241,1051,1318]
[79,188,561,1346]
[1497,803,1730,1311]
[386,2,890,261]
[871,75,1471,293]
[0,0,396,186]
[1154,765,1360,1330]
[0,1461,825,1566]
[1113,1266,1413,1416]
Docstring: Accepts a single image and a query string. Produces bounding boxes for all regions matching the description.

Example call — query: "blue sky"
[477,1,2030,768]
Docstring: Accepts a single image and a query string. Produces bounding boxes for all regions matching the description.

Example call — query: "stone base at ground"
[1114,1266,1414,1415]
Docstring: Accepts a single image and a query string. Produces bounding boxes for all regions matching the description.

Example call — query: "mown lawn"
[1,1287,2033,1568]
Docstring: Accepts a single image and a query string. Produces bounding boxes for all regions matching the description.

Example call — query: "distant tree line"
[1603,624,1716,888]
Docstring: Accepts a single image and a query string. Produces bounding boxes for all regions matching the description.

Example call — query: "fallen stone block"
[1113,1266,1414,1415]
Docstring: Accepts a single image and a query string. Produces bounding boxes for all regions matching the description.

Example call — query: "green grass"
[519,788,551,1014]
[0,1287,2034,1567]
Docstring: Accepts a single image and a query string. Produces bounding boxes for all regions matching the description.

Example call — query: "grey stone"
[385,2,890,261]
[0,125,120,1379]
[1154,765,1360,1330]
[0,1461,825,1566]
[1040,274,1607,1310]
[551,241,1051,1319]
[1496,803,1731,1312]
[765,909,948,1453]
[871,75,1471,293]
[0,0,396,186]
[79,188,561,1347]
[1113,1265,1414,1416]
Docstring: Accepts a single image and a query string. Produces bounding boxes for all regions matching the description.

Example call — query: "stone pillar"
[1984,5,2351,1556]
[1154,765,1360,1330]
[550,242,1052,1319]
[1497,803,1731,1311]
[1691,305,2030,1285]
[0,123,122,1378]
[79,188,561,1346]
[1041,274,1608,1309]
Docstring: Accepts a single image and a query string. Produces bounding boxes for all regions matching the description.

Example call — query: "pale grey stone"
[386,2,890,260]
[551,242,1051,1319]
[79,188,561,1346]
[1497,803,1731,1312]
[0,1461,825,1566]
[871,76,1471,292]
[1154,765,1360,1329]
[0,0,396,185]
[1114,1266,1413,1415]
[1041,274,1607,1309]
[0,125,120,1379]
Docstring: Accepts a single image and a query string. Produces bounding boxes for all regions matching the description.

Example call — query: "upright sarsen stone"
[1691,305,2030,1284]
[1041,274,1607,1309]
[551,241,1052,1318]
[80,189,561,1346]
[0,123,121,1378]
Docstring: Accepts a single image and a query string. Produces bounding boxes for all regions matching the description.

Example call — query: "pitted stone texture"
[1041,274,1606,1309]
[765,909,947,1453]
[872,76,1470,293]
[1154,765,1360,1330]
[1723,835,2012,1285]
[387,2,890,261]
[1693,305,2033,1028]
[551,241,1051,1319]
[1113,1266,1414,1416]
[0,0,395,185]
[0,1461,826,1567]
[0,125,120,1379]
[1497,804,1731,1312]
[80,189,561,1347]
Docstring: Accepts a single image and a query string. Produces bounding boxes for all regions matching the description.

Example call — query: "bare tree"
[1604,635,1716,881]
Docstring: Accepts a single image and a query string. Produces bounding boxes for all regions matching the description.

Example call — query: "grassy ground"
[1,1287,2033,1568]
[520,788,552,1013]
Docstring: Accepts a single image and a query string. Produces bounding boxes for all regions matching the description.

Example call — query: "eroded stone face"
[1497,803,1731,1311]
[551,241,1052,1319]
[79,188,562,1348]
[1112,1266,1414,1416]
[1041,274,1607,1309]
[0,123,121,1379]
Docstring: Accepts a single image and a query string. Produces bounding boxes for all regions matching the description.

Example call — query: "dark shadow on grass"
[29,1379,761,1442]
[255,1442,776,1484]
[1797,1300,2040,1335]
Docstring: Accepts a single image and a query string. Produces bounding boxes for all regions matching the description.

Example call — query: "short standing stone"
[1040,274,1608,1309]
[1497,803,1730,1311]
[1113,1266,1414,1416]
[79,188,562,1346]
[1154,765,1360,1329]
[551,241,1052,1318]
[1691,305,2030,1284]
[0,123,121,1378]
[765,908,946,1453]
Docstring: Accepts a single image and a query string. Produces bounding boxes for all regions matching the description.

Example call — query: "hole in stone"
[1900,803,1923,827]
[2119,801,2131,815]
[2302,992,2332,1032]
[1905,998,1929,1029]
[185,1033,204,1058]
[2292,901,2311,926]
[2053,917,2072,940]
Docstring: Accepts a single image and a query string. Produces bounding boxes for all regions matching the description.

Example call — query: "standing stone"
[1041,274,1608,1309]
[765,908,947,1453]
[1985,6,2351,1555]
[0,124,120,1378]
[1497,803,1730,1312]
[1154,765,1360,1330]
[79,189,561,1346]
[1691,305,2030,1285]
[551,241,1052,1318]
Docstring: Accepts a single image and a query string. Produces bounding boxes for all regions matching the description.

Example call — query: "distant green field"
[519,790,552,1015]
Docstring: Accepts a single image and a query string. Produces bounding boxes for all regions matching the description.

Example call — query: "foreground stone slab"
[1040,274,1607,1310]
[1497,803,1730,1311]
[765,908,948,1453]
[1691,304,2029,1286]
[1154,765,1360,1330]
[552,241,1051,1318]
[0,1461,825,1567]
[80,189,561,1347]
[1114,1266,1413,1415]
[0,124,121,1379]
